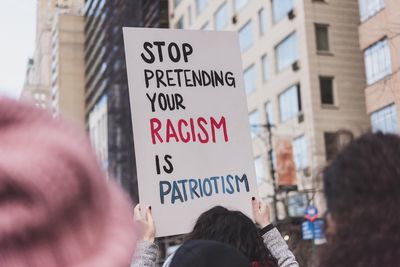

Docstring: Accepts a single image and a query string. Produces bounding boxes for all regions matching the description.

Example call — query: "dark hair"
[185,206,277,267]
[320,132,400,267]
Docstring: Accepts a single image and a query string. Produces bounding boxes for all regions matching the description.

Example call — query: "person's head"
[321,132,400,267]
[186,206,274,266]
[170,240,251,267]
[0,97,136,266]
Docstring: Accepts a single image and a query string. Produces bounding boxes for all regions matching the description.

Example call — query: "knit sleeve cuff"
[259,223,275,236]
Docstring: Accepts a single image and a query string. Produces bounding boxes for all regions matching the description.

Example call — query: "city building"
[50,13,86,128]
[169,0,369,221]
[358,0,400,134]
[21,0,85,126]
[84,0,168,201]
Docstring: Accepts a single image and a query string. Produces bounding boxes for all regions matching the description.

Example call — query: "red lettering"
[197,117,209,143]
[150,118,163,144]
[178,119,190,143]
[190,118,196,142]
[210,116,229,142]
[166,119,179,143]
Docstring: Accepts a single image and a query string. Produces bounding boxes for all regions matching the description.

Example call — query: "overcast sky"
[0,0,36,99]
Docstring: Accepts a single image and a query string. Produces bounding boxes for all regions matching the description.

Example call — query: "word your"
[144,69,236,89]
[150,116,229,144]
[159,174,250,204]
[146,93,185,112]
[141,41,193,63]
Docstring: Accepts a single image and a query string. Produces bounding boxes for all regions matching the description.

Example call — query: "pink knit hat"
[0,97,137,266]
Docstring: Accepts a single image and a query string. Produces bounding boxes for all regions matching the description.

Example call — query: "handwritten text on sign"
[123,28,257,237]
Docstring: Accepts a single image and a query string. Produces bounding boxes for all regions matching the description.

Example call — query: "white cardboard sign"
[123,28,258,237]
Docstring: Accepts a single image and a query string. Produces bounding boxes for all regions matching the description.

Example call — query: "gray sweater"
[131,227,299,267]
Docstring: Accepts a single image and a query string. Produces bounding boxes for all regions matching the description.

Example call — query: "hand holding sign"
[252,198,271,228]
[134,204,156,242]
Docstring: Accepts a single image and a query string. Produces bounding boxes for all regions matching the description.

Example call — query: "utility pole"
[252,112,279,223]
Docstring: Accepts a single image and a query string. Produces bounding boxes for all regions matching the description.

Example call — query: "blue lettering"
[226,175,234,194]
[203,178,213,196]
[209,176,219,194]
[159,181,171,204]
[189,179,200,199]
[171,181,184,204]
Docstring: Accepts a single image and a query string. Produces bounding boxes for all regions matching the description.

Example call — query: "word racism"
[141,41,236,89]
[159,174,250,204]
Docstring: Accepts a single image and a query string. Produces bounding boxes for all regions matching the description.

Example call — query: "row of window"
[254,103,399,184]
[175,0,294,31]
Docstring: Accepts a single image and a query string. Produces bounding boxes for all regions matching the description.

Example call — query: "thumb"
[251,197,259,215]
[145,206,154,225]
[134,204,143,220]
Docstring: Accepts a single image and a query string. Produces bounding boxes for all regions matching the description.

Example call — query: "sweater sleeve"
[262,227,299,267]
[131,240,159,267]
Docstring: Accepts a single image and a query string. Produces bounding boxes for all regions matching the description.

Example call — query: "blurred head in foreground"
[0,97,136,266]
[170,240,251,267]
[321,132,400,267]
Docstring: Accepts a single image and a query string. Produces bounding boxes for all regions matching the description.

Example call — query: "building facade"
[51,13,86,128]
[84,0,169,201]
[21,0,85,125]
[359,0,400,134]
[169,0,369,220]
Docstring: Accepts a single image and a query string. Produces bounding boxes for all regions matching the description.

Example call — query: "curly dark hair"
[185,206,277,267]
[320,132,400,267]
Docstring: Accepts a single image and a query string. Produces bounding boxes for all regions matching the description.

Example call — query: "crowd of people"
[0,96,398,267]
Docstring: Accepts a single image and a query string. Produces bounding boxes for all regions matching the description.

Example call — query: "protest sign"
[123,28,258,237]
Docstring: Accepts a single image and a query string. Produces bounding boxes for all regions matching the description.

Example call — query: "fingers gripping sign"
[134,204,156,242]
[251,197,271,228]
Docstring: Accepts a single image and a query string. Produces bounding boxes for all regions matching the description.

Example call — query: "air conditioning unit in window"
[232,14,238,24]
[287,9,296,20]
[298,112,304,123]
[292,61,300,72]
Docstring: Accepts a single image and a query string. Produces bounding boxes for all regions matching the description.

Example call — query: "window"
[235,0,248,11]
[261,54,269,81]
[239,20,253,52]
[188,6,193,26]
[249,110,260,138]
[272,0,293,23]
[196,0,208,15]
[265,101,274,124]
[244,64,256,95]
[324,132,338,161]
[279,84,301,122]
[315,24,330,52]
[359,0,385,21]
[214,2,228,30]
[371,104,397,134]
[258,8,267,35]
[175,16,184,29]
[293,135,308,170]
[254,157,264,184]
[364,39,392,85]
[275,32,298,72]
[319,76,334,105]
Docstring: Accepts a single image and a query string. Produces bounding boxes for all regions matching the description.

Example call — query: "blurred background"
[1,0,399,265]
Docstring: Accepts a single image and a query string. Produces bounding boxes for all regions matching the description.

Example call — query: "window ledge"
[321,104,338,109]
[366,73,393,87]
[317,51,334,56]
